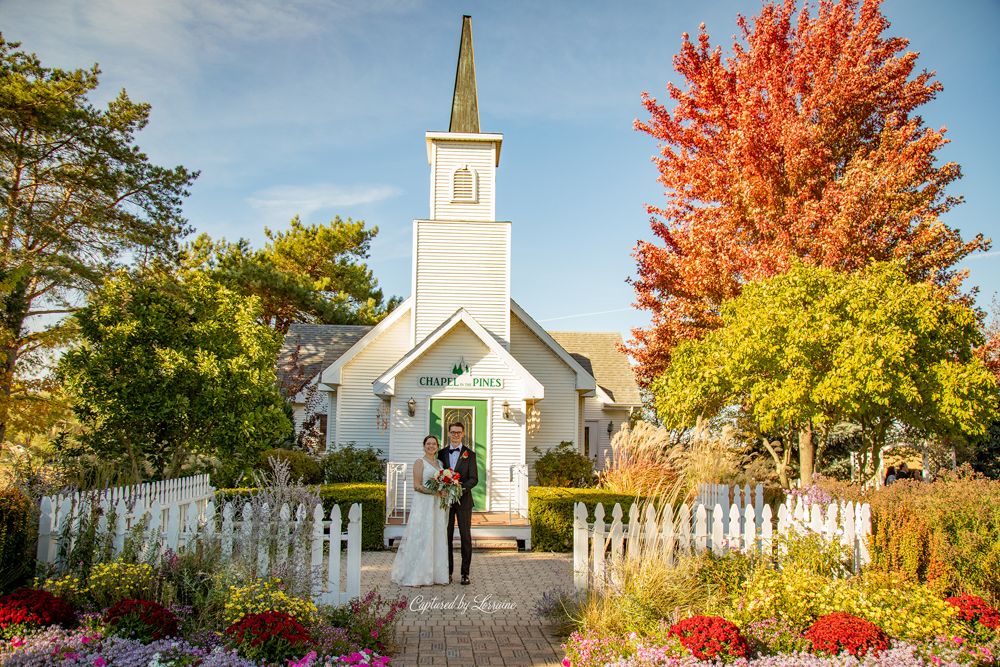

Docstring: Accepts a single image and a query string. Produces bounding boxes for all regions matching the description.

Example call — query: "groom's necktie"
[449,447,461,469]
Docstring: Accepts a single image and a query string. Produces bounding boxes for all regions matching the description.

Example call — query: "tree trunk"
[0,276,30,444]
[799,420,814,486]
[762,438,792,488]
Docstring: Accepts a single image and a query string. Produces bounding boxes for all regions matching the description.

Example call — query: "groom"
[438,421,478,585]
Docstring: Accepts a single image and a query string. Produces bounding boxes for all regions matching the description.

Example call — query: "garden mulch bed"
[360,550,572,667]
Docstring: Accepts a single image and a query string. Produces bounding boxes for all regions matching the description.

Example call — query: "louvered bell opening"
[453,168,475,201]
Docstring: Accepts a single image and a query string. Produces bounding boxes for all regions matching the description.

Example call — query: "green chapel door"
[430,399,488,511]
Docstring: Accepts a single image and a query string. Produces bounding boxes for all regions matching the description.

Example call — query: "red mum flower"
[805,613,890,657]
[105,599,179,641]
[946,595,1000,631]
[0,589,75,636]
[668,615,749,662]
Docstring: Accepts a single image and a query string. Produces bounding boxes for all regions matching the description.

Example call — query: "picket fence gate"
[36,476,361,606]
[572,490,871,591]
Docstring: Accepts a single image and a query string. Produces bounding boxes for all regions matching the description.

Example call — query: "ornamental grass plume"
[598,421,684,495]
[579,478,736,636]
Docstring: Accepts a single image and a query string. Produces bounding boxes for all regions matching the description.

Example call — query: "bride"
[390,434,450,586]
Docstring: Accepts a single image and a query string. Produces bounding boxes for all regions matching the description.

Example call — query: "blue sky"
[2,0,998,342]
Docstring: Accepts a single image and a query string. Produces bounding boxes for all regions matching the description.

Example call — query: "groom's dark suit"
[438,445,479,578]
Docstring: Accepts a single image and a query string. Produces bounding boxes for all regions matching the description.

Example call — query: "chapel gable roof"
[277,323,372,395]
[546,331,641,406]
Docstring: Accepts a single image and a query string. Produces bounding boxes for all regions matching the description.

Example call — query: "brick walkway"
[361,551,573,667]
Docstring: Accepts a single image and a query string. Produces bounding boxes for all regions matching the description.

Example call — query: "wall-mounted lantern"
[501,399,511,420]
[407,397,416,417]
[607,421,614,436]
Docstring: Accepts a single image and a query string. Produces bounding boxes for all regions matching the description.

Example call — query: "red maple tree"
[626,0,989,385]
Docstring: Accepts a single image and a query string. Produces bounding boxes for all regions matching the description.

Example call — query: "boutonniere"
[461,451,469,459]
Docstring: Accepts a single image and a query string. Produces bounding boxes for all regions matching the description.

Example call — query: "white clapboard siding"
[572,496,872,591]
[583,396,628,470]
[392,323,525,512]
[431,141,496,221]
[336,310,413,452]
[412,220,510,349]
[326,391,337,450]
[510,314,581,482]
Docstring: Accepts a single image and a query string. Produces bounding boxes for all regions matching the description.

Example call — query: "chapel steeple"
[449,15,480,133]
[414,16,509,349]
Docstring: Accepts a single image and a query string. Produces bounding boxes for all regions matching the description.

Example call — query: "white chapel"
[278,16,641,542]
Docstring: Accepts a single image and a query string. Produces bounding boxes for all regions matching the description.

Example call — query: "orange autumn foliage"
[626,0,990,385]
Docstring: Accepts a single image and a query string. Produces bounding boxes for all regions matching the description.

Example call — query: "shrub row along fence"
[36,475,362,606]
[572,493,872,591]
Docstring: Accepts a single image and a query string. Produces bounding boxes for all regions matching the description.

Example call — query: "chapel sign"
[418,358,504,389]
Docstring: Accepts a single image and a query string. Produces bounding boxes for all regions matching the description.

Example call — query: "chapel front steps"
[384,511,532,550]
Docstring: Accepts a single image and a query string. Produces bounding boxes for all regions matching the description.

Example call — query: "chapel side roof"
[277,323,372,395]
[545,331,642,406]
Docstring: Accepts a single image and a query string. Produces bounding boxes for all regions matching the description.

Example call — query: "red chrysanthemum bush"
[668,615,749,662]
[946,595,1000,640]
[0,588,76,639]
[227,611,312,663]
[104,599,178,642]
[805,613,890,657]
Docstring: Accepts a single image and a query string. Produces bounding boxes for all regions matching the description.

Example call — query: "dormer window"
[451,166,477,203]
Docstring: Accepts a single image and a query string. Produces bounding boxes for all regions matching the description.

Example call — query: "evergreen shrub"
[528,487,654,552]
[217,483,386,550]
[323,443,385,483]
[0,488,34,594]
[256,449,323,484]
[532,442,594,487]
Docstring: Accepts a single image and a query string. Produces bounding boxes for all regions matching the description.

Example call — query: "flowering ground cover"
[0,462,408,666]
[0,603,398,667]
[550,480,1000,667]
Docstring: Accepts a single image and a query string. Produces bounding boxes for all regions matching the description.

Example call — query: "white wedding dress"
[390,457,450,586]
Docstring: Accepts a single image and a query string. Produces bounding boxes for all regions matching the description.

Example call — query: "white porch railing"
[385,462,408,523]
[509,464,528,523]
[36,475,362,606]
[572,495,871,591]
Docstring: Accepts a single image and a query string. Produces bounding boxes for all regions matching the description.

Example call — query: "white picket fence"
[572,490,871,591]
[36,475,362,606]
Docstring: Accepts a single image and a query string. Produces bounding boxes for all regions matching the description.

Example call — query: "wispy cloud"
[537,307,633,322]
[247,183,402,218]
[963,250,1000,261]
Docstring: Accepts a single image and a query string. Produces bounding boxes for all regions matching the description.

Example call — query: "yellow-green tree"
[654,263,998,485]
[58,271,290,481]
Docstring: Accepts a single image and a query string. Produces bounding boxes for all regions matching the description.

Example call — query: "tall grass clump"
[574,477,751,634]
[599,419,768,497]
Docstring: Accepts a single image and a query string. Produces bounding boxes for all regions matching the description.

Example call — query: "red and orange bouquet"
[425,468,463,509]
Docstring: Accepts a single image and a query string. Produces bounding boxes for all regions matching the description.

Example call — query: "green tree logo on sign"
[452,358,469,376]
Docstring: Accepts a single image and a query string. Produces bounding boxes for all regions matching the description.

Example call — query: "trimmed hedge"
[529,487,657,552]
[216,483,385,551]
